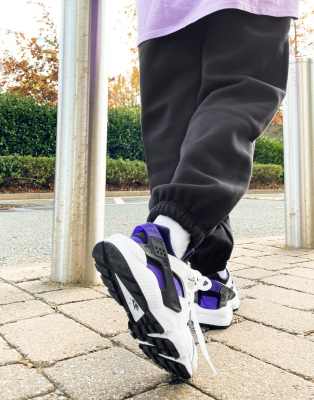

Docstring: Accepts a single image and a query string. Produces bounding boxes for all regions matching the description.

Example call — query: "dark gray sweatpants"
[138,9,291,275]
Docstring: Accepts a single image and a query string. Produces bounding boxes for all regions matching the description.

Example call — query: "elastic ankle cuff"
[147,201,207,249]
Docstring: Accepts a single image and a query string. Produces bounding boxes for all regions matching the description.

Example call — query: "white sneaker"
[92,223,217,379]
[195,268,240,327]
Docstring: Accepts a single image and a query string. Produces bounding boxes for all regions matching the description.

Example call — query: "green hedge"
[0,155,55,189]
[251,163,284,186]
[106,158,148,187]
[107,107,143,160]
[0,94,284,166]
[0,156,148,190]
[0,94,57,156]
[0,93,143,159]
[0,155,283,191]
[254,135,283,166]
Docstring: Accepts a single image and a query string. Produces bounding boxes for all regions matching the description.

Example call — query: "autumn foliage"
[0,2,59,105]
[0,1,313,115]
[0,1,140,108]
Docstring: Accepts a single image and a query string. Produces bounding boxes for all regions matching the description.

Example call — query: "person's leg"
[190,215,234,275]
[147,10,291,270]
[94,20,215,377]
[138,18,202,191]
[138,16,234,267]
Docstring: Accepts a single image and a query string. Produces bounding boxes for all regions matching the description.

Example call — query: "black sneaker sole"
[92,240,191,380]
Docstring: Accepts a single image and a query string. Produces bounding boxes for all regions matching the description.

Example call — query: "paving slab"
[234,238,256,245]
[233,267,276,280]
[0,313,110,365]
[45,347,168,400]
[130,384,213,399]
[0,336,21,365]
[283,267,314,280]
[240,243,282,254]
[233,277,255,289]
[31,393,68,400]
[262,274,314,295]
[112,332,145,358]
[241,284,314,310]
[292,260,314,269]
[231,255,310,271]
[236,298,314,335]
[0,282,33,305]
[299,253,314,261]
[17,279,65,294]
[0,364,54,400]
[230,247,264,259]
[272,249,314,258]
[37,287,104,305]
[210,320,314,379]
[243,244,314,258]
[0,299,53,325]
[0,263,50,282]
[228,261,249,272]
[192,342,314,400]
[90,284,109,297]
[59,298,128,336]
[258,236,285,246]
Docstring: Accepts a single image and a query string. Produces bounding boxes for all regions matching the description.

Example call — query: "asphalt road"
[0,194,285,266]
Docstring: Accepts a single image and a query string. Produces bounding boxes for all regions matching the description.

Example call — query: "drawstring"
[185,268,218,377]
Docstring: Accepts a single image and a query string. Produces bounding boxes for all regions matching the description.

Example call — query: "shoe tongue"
[209,270,229,285]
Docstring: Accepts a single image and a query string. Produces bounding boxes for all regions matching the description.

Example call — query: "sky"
[0,0,137,76]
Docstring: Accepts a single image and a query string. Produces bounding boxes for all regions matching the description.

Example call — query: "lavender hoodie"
[136,0,299,45]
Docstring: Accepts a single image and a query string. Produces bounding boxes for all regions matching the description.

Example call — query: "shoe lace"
[185,267,218,377]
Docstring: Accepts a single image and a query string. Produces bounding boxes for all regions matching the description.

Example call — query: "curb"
[0,190,151,201]
[0,189,284,202]
[0,189,284,201]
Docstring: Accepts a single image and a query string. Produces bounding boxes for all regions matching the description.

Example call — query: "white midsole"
[105,233,197,376]
[232,292,241,310]
[195,303,233,326]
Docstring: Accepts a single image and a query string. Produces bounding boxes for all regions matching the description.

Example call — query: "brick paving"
[0,237,314,399]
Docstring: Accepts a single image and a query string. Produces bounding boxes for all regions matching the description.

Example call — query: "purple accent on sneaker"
[132,223,162,241]
[147,263,184,297]
[199,294,219,310]
[131,223,183,297]
[210,280,223,293]
[198,279,223,310]
[132,236,143,245]
[132,223,175,256]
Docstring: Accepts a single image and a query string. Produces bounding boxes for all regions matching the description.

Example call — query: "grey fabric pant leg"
[138,9,290,275]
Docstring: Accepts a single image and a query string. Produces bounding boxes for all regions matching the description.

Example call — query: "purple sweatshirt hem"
[136,0,299,46]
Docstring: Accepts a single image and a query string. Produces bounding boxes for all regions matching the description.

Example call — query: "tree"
[108,67,140,108]
[2,0,312,111]
[273,1,314,131]
[1,0,140,108]
[108,0,140,108]
[290,0,314,57]
[0,1,59,105]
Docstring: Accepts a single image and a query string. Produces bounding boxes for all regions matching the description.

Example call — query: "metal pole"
[52,0,108,284]
[283,58,314,248]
